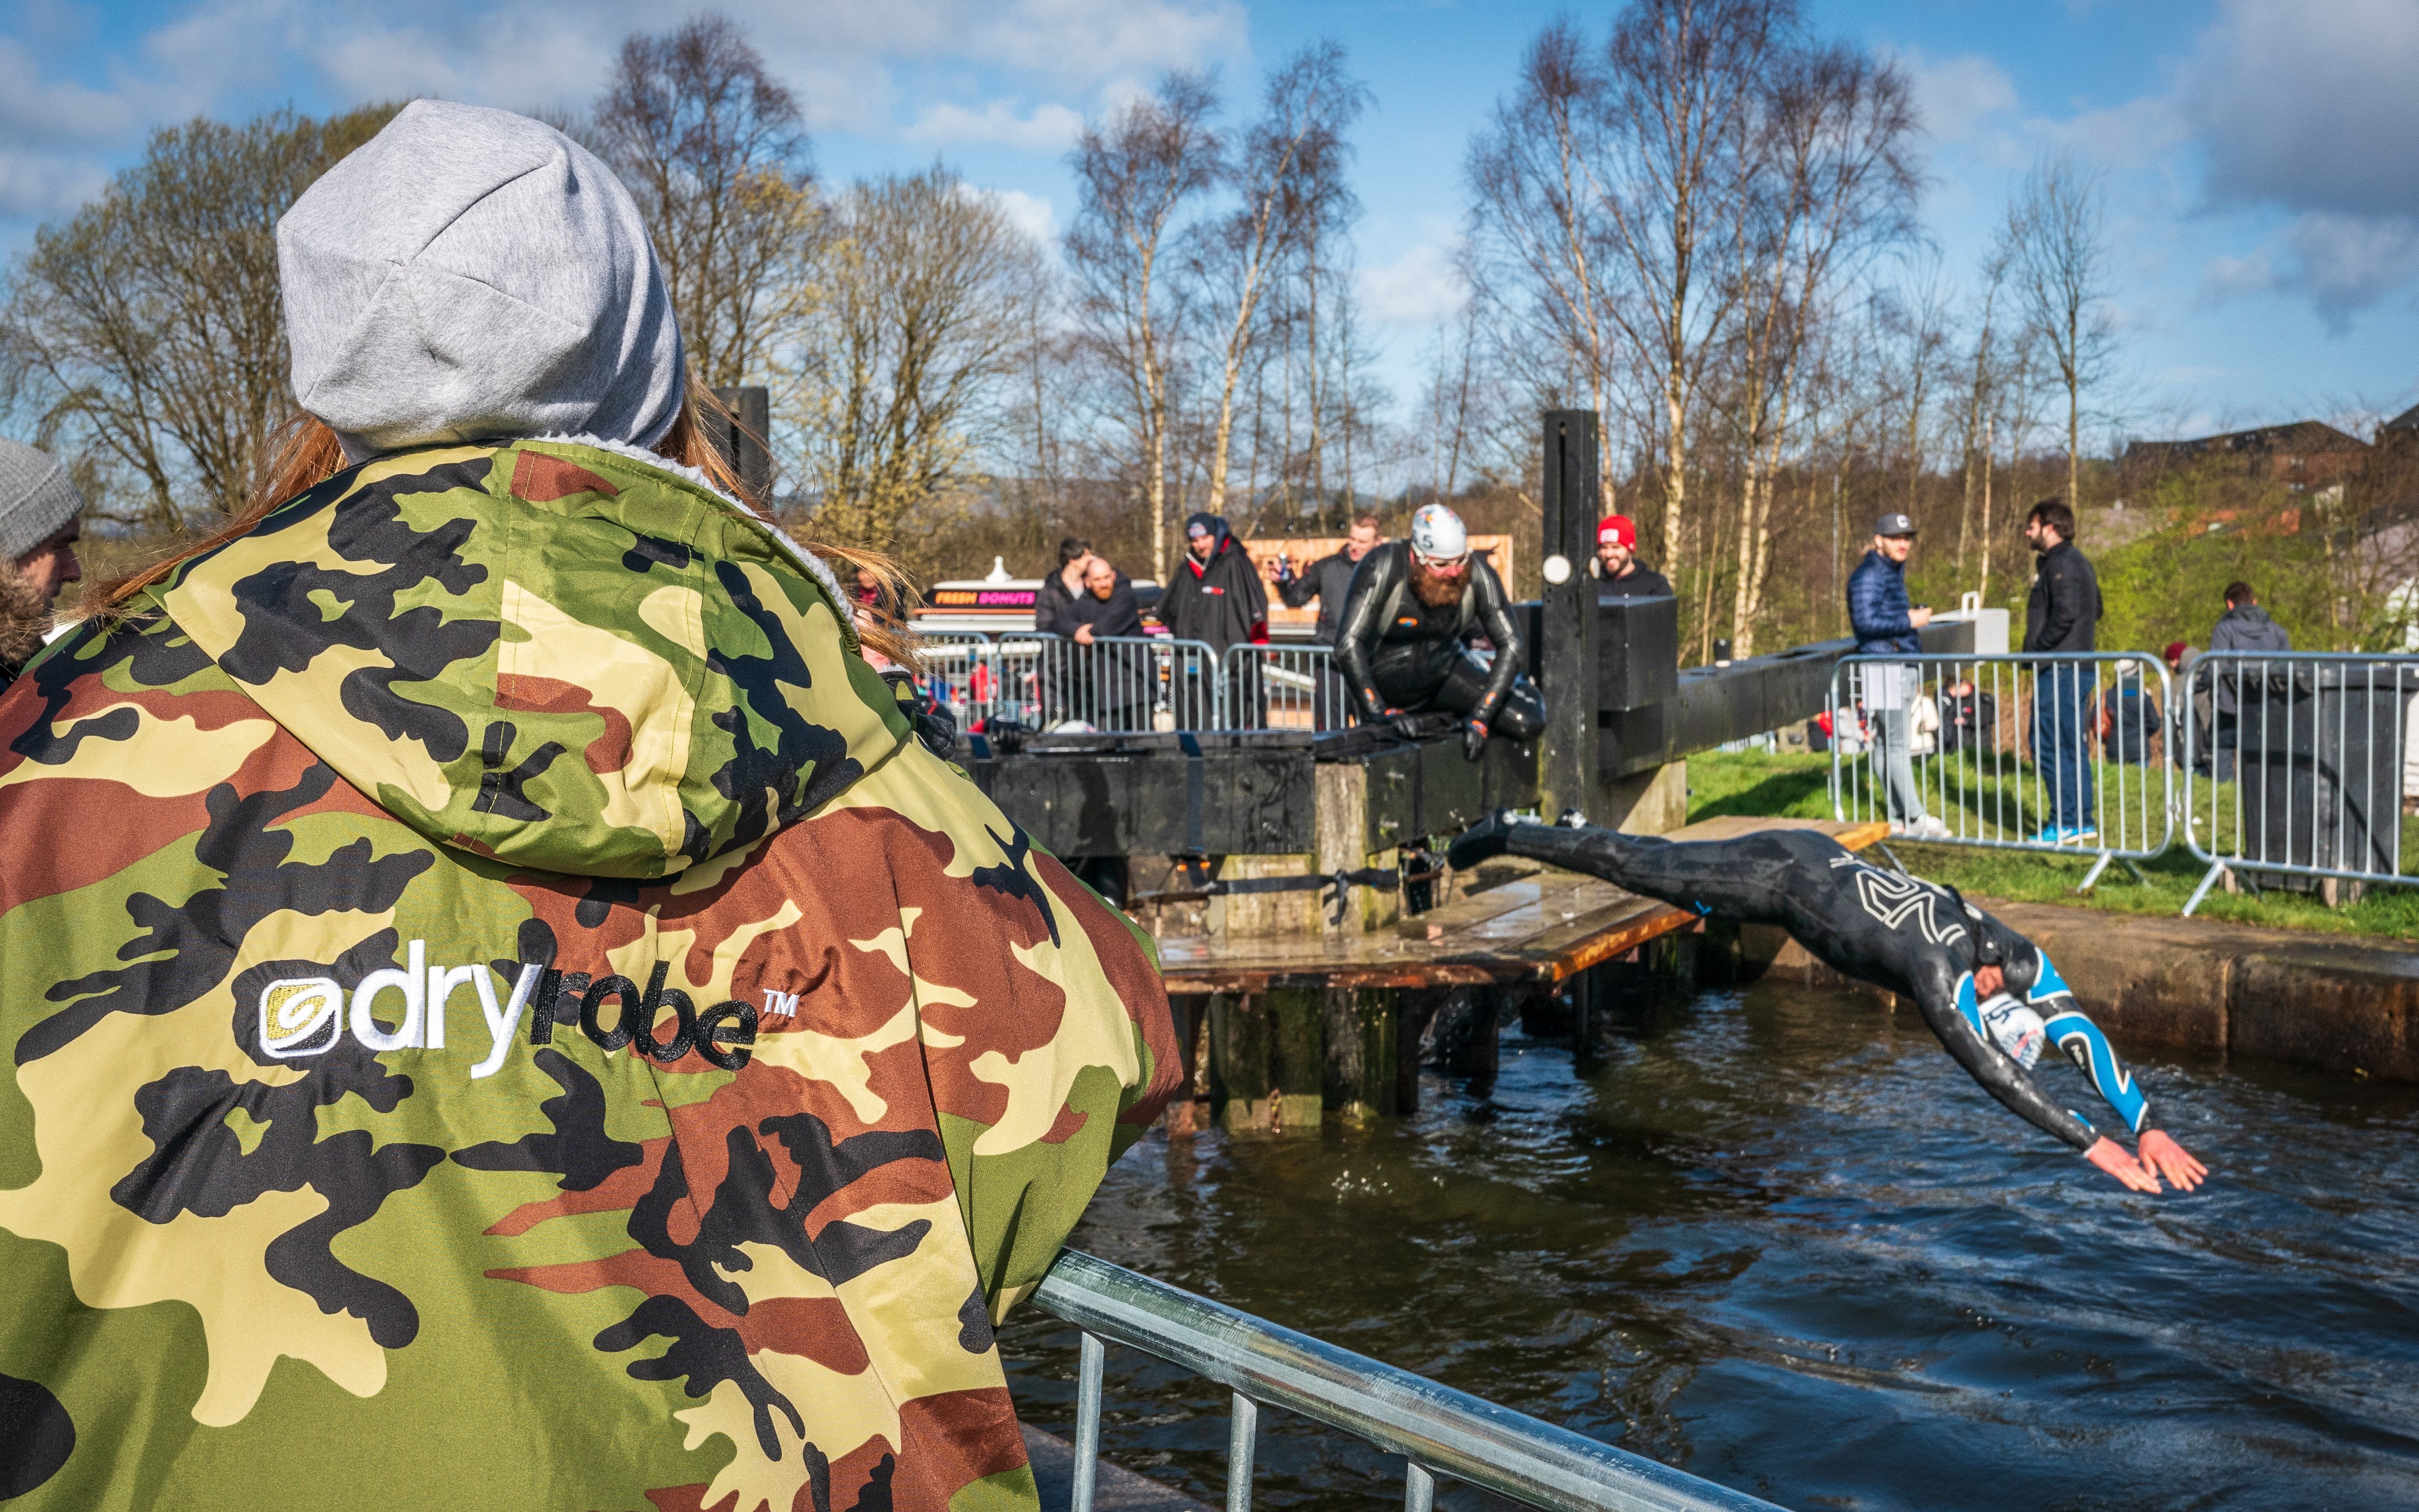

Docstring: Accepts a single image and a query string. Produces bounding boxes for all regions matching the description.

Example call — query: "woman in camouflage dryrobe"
[0,101,1180,1512]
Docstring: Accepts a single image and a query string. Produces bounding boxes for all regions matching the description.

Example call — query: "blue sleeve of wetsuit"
[1913,972,2101,1151]
[2042,1010,2150,1134]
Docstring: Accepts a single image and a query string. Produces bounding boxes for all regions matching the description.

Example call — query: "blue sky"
[6,0,2416,446]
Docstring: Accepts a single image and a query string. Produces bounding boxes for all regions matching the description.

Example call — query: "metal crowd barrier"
[914,631,994,720]
[1032,1248,1781,1512]
[1031,635,1220,733]
[1830,652,2174,891]
[2176,651,2419,915]
[1220,643,1355,733]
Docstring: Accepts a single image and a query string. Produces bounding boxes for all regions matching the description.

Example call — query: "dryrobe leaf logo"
[259,977,345,1059]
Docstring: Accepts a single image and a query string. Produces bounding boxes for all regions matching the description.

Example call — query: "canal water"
[999,980,2419,1511]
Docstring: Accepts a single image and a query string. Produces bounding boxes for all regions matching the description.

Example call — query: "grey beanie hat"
[0,438,85,563]
[277,100,686,463]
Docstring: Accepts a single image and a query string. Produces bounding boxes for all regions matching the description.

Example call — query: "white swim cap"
[1979,993,2046,1070]
[1410,503,1469,564]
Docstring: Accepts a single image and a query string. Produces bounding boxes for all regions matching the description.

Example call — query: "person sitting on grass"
[1450,812,2208,1193]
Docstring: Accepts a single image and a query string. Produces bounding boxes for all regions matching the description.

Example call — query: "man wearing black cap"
[1847,512,1946,838]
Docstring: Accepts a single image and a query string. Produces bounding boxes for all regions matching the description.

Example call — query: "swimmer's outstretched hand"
[2136,1129,2206,1191]
[2083,1136,2162,1193]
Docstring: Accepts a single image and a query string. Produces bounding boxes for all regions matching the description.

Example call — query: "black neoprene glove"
[1461,718,1490,762]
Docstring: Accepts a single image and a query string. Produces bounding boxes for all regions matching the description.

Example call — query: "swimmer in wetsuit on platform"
[1334,503,1545,760]
[1449,813,2209,1193]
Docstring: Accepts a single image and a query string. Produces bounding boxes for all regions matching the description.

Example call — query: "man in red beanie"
[1595,514,1672,599]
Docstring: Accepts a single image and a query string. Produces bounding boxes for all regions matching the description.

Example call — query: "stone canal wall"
[1705,902,2419,1083]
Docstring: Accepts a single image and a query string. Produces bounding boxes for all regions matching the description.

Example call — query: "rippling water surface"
[999,980,2419,1512]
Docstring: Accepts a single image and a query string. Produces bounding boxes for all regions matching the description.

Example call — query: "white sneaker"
[1907,816,1952,839]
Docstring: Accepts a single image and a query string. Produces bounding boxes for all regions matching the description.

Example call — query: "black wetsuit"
[1449,817,2155,1153]
[1332,541,1544,739]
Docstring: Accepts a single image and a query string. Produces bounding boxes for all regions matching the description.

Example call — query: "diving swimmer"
[1334,502,1545,760]
[1449,813,2208,1193]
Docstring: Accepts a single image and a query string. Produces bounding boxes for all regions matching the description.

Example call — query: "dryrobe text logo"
[255,940,762,1079]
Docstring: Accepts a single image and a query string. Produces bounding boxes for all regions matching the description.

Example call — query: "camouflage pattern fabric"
[0,440,1181,1512]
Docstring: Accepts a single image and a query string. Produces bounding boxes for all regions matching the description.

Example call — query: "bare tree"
[1881,251,1952,516]
[1465,21,1626,495]
[594,14,819,388]
[1,105,398,528]
[1597,0,1785,592]
[1953,245,2010,581]
[2004,152,2115,509]
[1066,74,1222,579]
[793,169,1048,572]
[1717,40,1918,656]
[1194,43,1368,519]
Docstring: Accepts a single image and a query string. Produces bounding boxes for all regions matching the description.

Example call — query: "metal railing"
[2176,651,2419,914]
[1032,1248,1781,1512]
[1829,652,2174,889]
[1031,635,1220,734]
[1220,644,1355,733]
[915,631,995,722]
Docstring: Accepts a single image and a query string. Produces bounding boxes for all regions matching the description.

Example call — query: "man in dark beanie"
[0,438,85,689]
[1164,511,1267,725]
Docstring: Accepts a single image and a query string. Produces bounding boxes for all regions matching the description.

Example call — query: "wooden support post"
[1264,987,1325,1132]
[1208,993,1274,1133]
[1163,995,1205,1137]
[1320,987,1400,1121]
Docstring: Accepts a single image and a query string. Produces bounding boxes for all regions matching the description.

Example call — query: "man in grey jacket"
[0,438,85,690]
[2206,581,2291,778]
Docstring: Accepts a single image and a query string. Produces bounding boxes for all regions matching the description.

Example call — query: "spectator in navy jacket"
[1846,512,1946,838]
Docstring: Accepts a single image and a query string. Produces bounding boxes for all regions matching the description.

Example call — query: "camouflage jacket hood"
[0,439,1181,1512]
[140,436,905,879]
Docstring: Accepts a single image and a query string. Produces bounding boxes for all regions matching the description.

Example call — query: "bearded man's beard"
[0,559,50,671]
[1408,562,1464,607]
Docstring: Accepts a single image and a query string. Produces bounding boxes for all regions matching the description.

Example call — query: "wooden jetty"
[1143,816,1888,1134]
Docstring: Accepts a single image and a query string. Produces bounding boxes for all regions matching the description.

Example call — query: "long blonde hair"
[89,389,920,669]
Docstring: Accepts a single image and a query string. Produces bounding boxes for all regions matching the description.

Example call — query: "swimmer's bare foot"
[1447,811,1515,873]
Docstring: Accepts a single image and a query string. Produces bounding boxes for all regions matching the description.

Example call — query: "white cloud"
[2180,0,2419,220]
[1359,239,1466,325]
[0,0,1244,244]
[1896,49,2016,144]
[2170,0,2419,324]
[982,187,1059,246]
[908,100,1085,152]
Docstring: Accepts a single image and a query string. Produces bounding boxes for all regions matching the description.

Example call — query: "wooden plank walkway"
[1154,816,1887,993]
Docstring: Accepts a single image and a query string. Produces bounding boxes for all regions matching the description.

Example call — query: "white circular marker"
[1542,554,1572,585]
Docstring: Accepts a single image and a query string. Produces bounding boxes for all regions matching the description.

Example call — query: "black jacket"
[1034,567,1086,637]
[1333,540,1523,722]
[2023,539,2101,654]
[1163,515,1267,653]
[1047,573,1143,639]
[1600,562,1672,600]
[1275,548,1365,645]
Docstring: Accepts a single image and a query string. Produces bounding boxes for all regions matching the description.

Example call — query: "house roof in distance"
[2124,419,2369,465]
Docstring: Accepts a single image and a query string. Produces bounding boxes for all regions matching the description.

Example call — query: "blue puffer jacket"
[1848,548,1920,656]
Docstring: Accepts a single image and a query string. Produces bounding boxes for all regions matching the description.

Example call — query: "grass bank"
[1685,748,2419,942]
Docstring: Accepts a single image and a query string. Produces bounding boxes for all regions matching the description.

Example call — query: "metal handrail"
[1031,1249,1783,1512]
